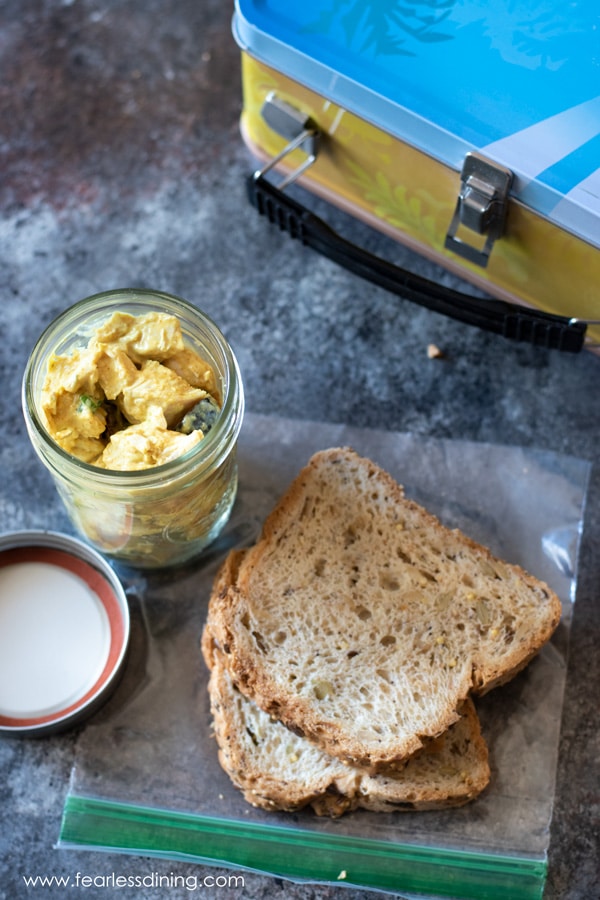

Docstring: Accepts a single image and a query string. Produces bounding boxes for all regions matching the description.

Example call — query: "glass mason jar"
[22,289,244,569]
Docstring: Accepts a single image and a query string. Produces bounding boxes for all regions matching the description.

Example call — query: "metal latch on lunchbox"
[257,93,319,188]
[445,153,513,268]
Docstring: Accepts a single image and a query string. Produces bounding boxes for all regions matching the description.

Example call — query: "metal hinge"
[445,152,513,267]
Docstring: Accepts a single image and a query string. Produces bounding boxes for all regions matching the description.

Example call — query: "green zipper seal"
[60,794,547,899]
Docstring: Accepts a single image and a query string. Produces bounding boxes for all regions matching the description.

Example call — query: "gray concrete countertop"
[0,2,598,899]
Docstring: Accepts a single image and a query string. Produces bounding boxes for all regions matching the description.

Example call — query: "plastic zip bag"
[59,413,590,900]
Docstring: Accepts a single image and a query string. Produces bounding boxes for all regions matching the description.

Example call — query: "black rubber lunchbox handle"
[247,172,586,353]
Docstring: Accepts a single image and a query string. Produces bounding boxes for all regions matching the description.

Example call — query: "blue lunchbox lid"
[234,0,600,249]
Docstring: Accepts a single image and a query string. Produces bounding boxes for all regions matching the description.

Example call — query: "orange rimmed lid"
[0,531,130,736]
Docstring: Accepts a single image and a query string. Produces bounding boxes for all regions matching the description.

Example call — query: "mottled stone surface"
[0,2,598,899]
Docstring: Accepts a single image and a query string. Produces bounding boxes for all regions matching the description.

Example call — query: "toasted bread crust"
[204,447,561,771]
[207,647,490,816]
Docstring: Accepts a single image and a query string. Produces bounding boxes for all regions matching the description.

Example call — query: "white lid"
[0,532,129,736]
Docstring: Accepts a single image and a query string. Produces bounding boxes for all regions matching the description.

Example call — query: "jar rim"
[22,288,245,483]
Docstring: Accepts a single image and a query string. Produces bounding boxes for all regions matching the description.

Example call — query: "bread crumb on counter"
[427,342,445,359]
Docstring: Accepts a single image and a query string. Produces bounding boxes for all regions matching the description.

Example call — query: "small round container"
[22,289,244,569]
[0,531,130,737]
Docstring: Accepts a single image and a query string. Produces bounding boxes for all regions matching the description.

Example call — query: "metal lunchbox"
[233,0,600,352]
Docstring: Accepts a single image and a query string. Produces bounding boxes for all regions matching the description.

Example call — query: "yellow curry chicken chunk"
[99,406,203,470]
[41,311,220,470]
[93,311,184,363]
[119,360,206,428]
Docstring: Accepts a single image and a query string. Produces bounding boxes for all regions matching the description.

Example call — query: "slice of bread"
[207,646,490,816]
[204,447,561,771]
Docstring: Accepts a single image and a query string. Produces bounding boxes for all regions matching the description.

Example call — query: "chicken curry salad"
[24,294,244,568]
[41,311,221,470]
